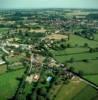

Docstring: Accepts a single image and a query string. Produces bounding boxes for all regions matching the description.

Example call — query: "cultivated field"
[45,34,68,40]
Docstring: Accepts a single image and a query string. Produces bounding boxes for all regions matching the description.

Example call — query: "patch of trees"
[89,47,98,53]
[74,29,95,40]
[16,31,46,44]
[5,16,24,21]
[14,11,33,17]
[32,25,41,29]
[49,40,67,50]
[18,31,46,38]
[86,14,98,20]
[51,43,66,50]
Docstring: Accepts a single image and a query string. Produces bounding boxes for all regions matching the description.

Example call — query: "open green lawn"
[84,75,98,85]
[53,51,98,63]
[68,34,98,48]
[50,78,98,100]
[73,85,98,100]
[0,69,25,100]
[51,47,89,56]
[94,33,98,41]
[54,82,86,100]
[49,77,86,100]
[0,28,9,34]
[68,60,98,74]
[51,77,97,100]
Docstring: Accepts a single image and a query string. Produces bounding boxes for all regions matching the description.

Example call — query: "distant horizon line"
[0,7,98,10]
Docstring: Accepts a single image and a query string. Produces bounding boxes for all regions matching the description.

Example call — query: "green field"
[68,34,98,47]
[73,85,98,100]
[54,81,86,100]
[84,75,98,85]
[68,60,98,74]
[50,34,98,85]
[0,69,25,100]
[51,47,89,56]
[51,49,98,63]
[0,28,9,34]
[94,33,98,41]
[48,78,85,100]
[49,78,98,100]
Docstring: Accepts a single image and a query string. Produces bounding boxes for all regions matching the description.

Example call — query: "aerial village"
[0,9,98,100]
